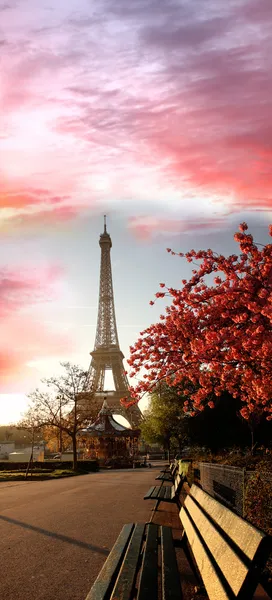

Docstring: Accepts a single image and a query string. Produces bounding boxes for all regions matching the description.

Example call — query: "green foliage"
[140,383,272,453]
[140,383,190,450]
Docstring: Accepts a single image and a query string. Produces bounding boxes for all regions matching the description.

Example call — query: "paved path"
[3,466,267,600]
[0,469,157,600]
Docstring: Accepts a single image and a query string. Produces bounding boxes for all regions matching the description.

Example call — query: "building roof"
[82,400,139,437]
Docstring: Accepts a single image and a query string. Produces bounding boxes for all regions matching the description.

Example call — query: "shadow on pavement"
[0,514,109,556]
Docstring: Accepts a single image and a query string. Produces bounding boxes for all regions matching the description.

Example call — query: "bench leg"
[149,479,165,522]
[150,498,161,523]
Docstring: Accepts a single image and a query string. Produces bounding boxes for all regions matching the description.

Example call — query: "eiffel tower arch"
[86,217,142,427]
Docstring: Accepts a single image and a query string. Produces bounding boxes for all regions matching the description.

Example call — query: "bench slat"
[144,486,156,499]
[160,463,172,473]
[159,486,168,499]
[181,505,235,600]
[156,474,173,481]
[156,465,178,482]
[110,523,145,600]
[144,475,184,507]
[85,523,134,600]
[180,485,272,600]
[188,485,266,561]
[137,523,158,600]
[164,486,172,500]
[161,526,183,600]
[151,487,162,499]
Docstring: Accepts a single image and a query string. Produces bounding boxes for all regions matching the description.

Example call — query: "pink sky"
[0,0,271,422]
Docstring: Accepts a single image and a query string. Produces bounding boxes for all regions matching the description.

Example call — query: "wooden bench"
[144,473,185,514]
[85,522,182,600]
[179,483,272,599]
[159,461,174,474]
[155,462,178,482]
[85,483,272,600]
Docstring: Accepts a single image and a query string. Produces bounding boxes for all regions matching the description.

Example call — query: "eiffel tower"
[86,217,142,427]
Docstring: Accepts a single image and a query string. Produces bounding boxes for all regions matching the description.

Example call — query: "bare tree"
[16,405,44,478]
[19,362,98,470]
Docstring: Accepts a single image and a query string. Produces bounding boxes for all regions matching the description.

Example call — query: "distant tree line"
[141,383,272,454]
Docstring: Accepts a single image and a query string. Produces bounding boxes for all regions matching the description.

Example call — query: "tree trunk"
[59,426,63,454]
[251,429,255,456]
[59,404,63,453]
[72,433,77,471]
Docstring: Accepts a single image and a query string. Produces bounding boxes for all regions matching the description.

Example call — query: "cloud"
[0,175,85,231]
[0,319,71,391]
[1,0,272,232]
[0,4,12,12]
[238,0,272,23]
[128,215,227,240]
[55,0,272,214]
[0,265,62,317]
[143,15,231,50]
[1,205,80,235]
[0,265,72,387]
[0,183,67,209]
[0,350,24,379]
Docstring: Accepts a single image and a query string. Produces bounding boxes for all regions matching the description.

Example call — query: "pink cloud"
[0,350,25,380]
[0,265,71,387]
[1,0,272,227]
[0,175,85,232]
[0,318,71,391]
[239,0,272,22]
[128,216,227,240]
[0,265,62,317]
[0,173,73,208]
[2,205,80,235]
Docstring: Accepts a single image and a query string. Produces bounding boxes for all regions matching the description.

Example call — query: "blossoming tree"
[124,224,272,422]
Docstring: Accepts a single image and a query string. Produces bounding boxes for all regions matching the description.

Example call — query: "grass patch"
[0,469,88,481]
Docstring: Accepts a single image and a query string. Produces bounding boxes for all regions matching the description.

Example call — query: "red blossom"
[124,224,272,421]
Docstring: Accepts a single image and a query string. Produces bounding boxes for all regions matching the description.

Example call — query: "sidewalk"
[0,467,159,600]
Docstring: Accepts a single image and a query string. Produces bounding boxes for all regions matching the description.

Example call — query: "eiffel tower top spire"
[94,217,118,348]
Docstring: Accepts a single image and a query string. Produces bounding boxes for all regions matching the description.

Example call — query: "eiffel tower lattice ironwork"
[86,217,142,427]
